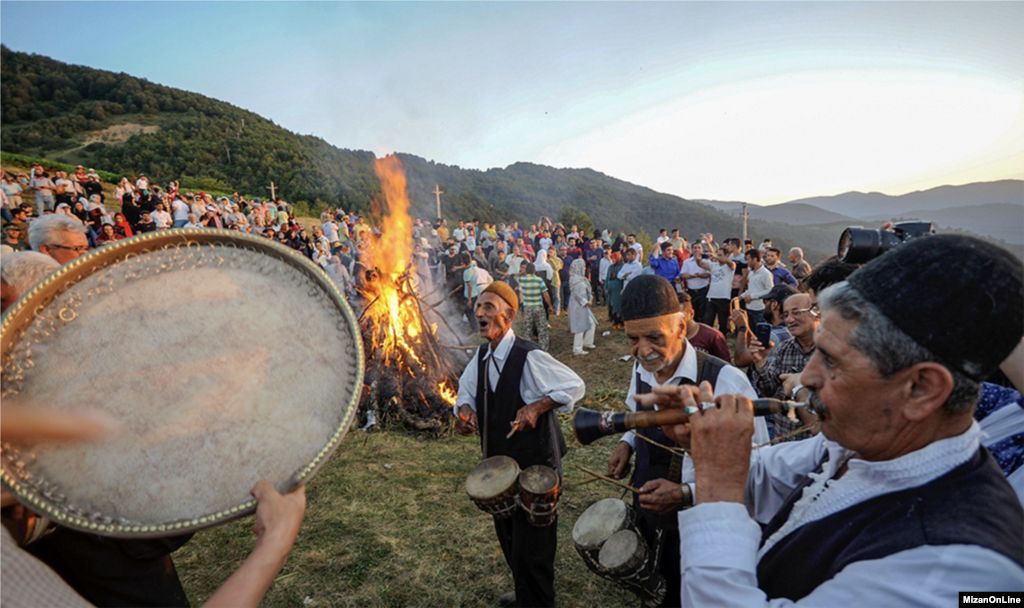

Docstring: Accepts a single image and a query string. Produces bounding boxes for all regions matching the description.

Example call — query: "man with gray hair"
[1,250,61,312]
[788,247,812,287]
[646,234,1023,606]
[28,214,90,265]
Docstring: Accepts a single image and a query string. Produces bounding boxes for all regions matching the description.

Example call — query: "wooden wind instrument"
[572,399,812,445]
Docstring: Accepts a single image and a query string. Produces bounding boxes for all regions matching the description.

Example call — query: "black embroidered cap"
[847,234,1024,380]
[621,274,681,321]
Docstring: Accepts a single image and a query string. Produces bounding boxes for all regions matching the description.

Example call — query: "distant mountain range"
[699,180,1024,244]
[1,45,1020,258]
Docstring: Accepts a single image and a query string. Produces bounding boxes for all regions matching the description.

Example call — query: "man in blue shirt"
[765,247,797,287]
[649,241,681,284]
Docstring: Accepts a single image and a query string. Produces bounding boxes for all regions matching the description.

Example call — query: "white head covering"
[533,248,553,280]
[569,257,589,292]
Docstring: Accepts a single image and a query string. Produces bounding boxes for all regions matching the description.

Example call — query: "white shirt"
[620,340,769,450]
[171,199,190,221]
[453,228,466,242]
[151,210,172,228]
[540,237,553,251]
[678,423,1024,607]
[322,221,340,243]
[135,177,148,191]
[741,265,774,311]
[657,235,670,244]
[455,329,585,415]
[618,260,643,287]
[707,260,734,299]
[681,257,712,290]
[507,254,525,276]
[599,257,611,283]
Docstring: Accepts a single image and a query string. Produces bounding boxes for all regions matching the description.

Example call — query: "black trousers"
[704,298,731,332]
[27,527,192,607]
[590,272,603,304]
[686,286,709,322]
[635,516,681,608]
[493,509,557,607]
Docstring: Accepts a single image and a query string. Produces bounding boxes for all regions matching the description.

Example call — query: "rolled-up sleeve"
[522,350,585,413]
[455,349,481,413]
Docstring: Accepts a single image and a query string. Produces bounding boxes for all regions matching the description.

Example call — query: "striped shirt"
[518,274,547,308]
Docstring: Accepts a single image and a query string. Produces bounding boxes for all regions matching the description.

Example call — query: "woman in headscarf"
[605,251,625,329]
[612,234,626,255]
[120,192,141,231]
[325,255,353,296]
[96,223,123,245]
[113,212,134,238]
[568,258,598,355]
[534,248,555,317]
[71,199,89,224]
[115,177,134,202]
[533,248,553,282]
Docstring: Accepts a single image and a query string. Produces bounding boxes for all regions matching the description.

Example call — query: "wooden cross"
[266,181,277,201]
[432,184,444,219]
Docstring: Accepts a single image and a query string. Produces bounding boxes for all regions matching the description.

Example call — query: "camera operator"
[643,234,1023,606]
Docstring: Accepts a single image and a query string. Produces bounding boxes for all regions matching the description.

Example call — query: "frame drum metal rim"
[0,229,365,538]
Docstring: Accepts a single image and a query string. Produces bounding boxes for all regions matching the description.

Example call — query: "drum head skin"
[466,455,519,500]
[599,529,643,570]
[1,230,364,538]
[573,498,630,549]
[519,465,558,494]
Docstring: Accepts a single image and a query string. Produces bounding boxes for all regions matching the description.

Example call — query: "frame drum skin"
[1,230,364,538]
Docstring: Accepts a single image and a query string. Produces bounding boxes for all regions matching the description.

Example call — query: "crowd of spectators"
[1,162,1022,608]
[3,163,1021,459]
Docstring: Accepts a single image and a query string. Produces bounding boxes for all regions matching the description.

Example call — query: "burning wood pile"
[355,155,467,434]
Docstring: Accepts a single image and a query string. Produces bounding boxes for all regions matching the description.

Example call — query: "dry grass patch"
[176,306,642,607]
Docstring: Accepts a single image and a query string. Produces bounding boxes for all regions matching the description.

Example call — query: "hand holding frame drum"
[0,230,364,538]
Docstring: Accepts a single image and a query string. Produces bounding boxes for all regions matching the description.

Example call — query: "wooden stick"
[357,296,381,323]
[574,464,641,494]
[564,476,601,490]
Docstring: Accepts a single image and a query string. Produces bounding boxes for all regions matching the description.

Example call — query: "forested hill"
[2,45,848,260]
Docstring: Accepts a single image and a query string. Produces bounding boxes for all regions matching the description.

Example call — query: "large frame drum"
[1,230,364,538]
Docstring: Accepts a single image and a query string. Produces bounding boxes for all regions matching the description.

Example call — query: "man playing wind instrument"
[646,235,1023,606]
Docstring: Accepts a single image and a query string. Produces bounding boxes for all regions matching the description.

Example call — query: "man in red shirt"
[681,291,731,362]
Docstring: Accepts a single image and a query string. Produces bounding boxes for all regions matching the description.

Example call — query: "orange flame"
[437,379,458,407]
[370,154,413,276]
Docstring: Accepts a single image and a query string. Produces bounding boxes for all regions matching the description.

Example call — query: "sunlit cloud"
[539,71,1023,205]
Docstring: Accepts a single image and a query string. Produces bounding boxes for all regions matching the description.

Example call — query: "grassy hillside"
[1,45,853,262]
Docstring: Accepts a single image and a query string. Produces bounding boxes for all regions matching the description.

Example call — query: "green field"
[176,307,646,607]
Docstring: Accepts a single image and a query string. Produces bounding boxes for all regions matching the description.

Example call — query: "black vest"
[633,348,725,528]
[757,447,1024,601]
[476,338,567,471]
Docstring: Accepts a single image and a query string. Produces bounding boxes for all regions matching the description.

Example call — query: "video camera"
[837,221,935,264]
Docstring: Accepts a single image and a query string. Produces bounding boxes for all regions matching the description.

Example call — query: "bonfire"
[356,155,467,433]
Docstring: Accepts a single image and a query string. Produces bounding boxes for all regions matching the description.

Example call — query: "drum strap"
[482,352,492,458]
[549,417,563,477]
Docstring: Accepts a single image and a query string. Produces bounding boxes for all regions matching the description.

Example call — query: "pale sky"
[1,2,1021,205]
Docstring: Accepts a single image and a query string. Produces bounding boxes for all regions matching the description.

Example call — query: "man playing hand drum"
[454,281,585,608]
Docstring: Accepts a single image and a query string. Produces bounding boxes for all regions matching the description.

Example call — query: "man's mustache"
[808,389,829,420]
